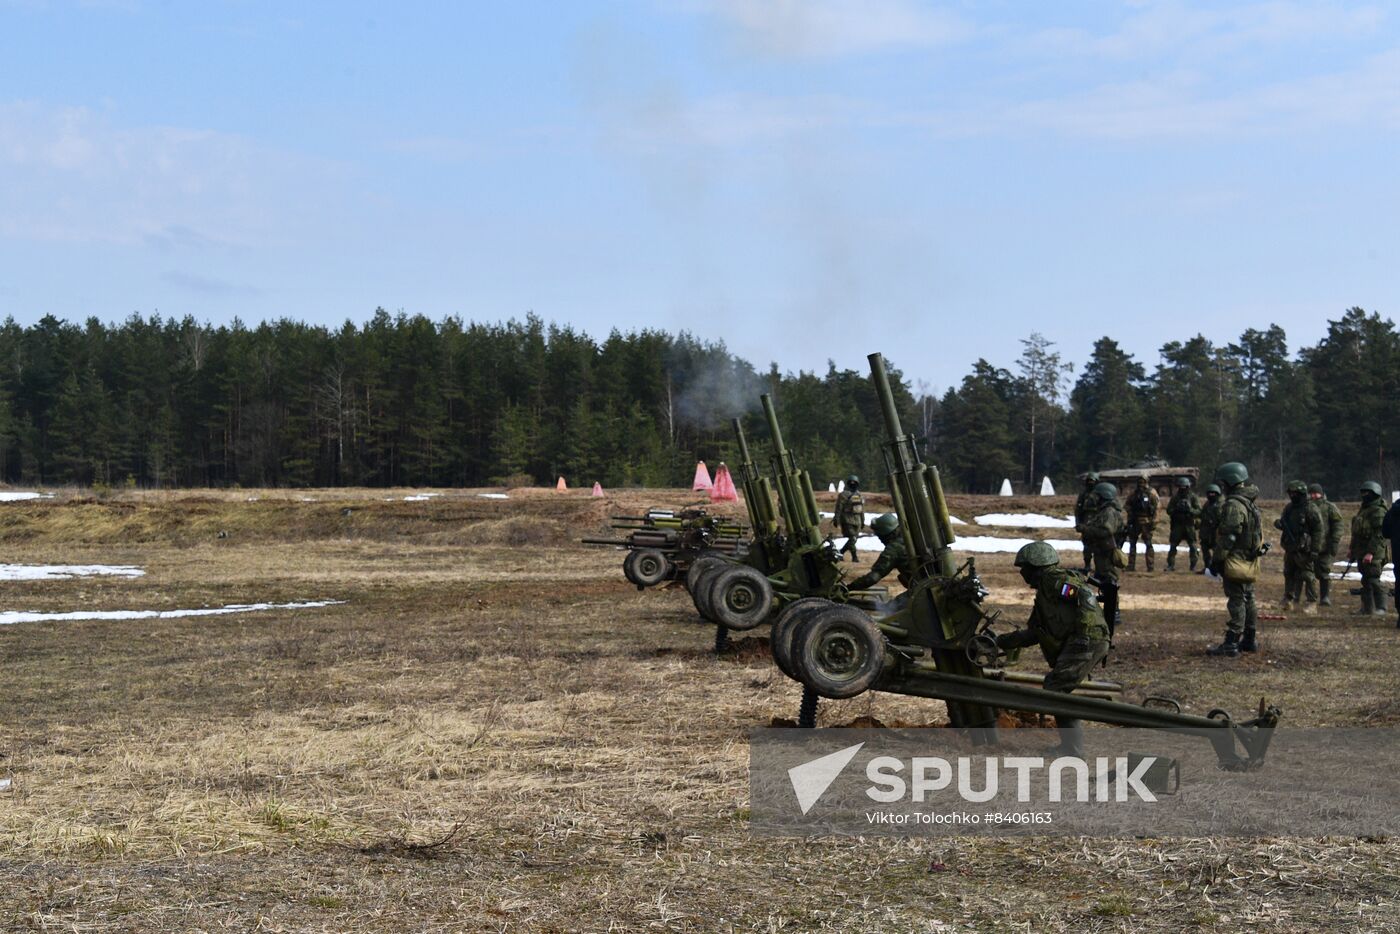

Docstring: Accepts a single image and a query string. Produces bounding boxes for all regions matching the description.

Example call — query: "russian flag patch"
[1059,583,1077,600]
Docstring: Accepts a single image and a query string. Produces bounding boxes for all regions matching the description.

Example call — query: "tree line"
[0,308,1393,497]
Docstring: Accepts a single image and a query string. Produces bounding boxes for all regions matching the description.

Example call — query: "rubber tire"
[705,565,774,631]
[686,553,730,594]
[622,550,642,586]
[631,548,671,587]
[771,597,835,680]
[691,563,725,619]
[791,605,885,699]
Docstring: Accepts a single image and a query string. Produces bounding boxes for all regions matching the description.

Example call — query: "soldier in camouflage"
[1080,482,1125,632]
[1274,479,1323,615]
[1074,471,1100,571]
[1165,476,1201,572]
[1197,484,1223,573]
[1383,495,1400,628]
[1306,483,1344,607]
[1207,462,1264,657]
[848,513,910,591]
[995,541,1112,758]
[833,474,865,563]
[1348,481,1391,617]
[1125,476,1159,572]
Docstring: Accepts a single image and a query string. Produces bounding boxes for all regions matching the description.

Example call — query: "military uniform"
[1383,499,1400,627]
[1080,484,1124,631]
[1305,487,1344,606]
[1212,481,1263,653]
[997,560,1111,757]
[1074,475,1099,570]
[1198,490,1223,572]
[1165,484,1201,571]
[1349,486,1390,616]
[833,483,865,563]
[849,535,910,591]
[1125,481,1159,571]
[1274,483,1322,612]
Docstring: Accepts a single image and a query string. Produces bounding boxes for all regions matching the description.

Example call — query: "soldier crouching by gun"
[993,542,1112,758]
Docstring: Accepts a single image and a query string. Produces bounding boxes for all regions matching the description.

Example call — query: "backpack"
[1222,492,1263,583]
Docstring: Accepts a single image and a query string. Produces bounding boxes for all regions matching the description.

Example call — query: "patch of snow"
[856,534,1168,556]
[0,491,53,502]
[975,513,1076,529]
[1333,560,1395,571]
[0,778,10,792]
[0,600,344,627]
[0,564,145,581]
[246,496,260,502]
[949,515,966,525]
[478,493,510,500]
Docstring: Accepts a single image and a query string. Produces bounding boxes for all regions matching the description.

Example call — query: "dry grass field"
[1,486,1398,932]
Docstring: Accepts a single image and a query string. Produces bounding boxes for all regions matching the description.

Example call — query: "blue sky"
[1,1,1396,391]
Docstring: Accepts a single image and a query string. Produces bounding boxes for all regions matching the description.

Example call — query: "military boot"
[1189,547,1199,571]
[1279,596,1295,612]
[1353,591,1375,616]
[1372,586,1389,617]
[1145,550,1155,572]
[1319,578,1332,607]
[1207,631,1240,657]
[1239,628,1258,653]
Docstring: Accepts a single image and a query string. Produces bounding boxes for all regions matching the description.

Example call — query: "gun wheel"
[771,597,835,680]
[631,548,671,587]
[686,553,729,594]
[705,565,774,630]
[622,550,643,586]
[792,605,885,699]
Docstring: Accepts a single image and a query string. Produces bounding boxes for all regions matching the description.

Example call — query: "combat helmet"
[1216,462,1250,487]
[869,512,899,540]
[1083,471,1100,484]
[1176,477,1192,488]
[1286,480,1307,496]
[1360,480,1383,498]
[1093,482,1119,502]
[846,474,860,489]
[1307,483,1324,496]
[1014,540,1060,569]
[1205,483,1221,496]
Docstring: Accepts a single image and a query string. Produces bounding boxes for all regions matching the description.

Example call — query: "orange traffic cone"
[692,461,713,491]
[591,482,604,497]
[710,463,738,502]
[556,476,567,492]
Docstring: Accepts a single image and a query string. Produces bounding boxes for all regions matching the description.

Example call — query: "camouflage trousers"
[1282,549,1318,602]
[1127,525,1155,570]
[1044,637,1112,758]
[837,524,862,562]
[1166,521,1199,570]
[1359,558,1389,612]
[1305,552,1336,603]
[1223,579,1258,636]
[1200,536,1216,571]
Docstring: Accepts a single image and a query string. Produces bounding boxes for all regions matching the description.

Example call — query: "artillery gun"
[772,352,1281,771]
[687,395,885,651]
[582,507,745,590]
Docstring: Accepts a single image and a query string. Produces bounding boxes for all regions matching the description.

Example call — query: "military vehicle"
[1100,458,1201,499]
[583,508,745,590]
[772,352,1281,770]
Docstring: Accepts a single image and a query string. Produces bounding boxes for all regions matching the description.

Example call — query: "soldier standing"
[832,474,865,563]
[1074,471,1100,570]
[995,541,1112,757]
[1207,462,1264,657]
[848,513,910,591]
[1080,482,1125,632]
[1383,495,1400,628]
[1306,483,1344,607]
[1274,480,1323,614]
[1198,484,1223,573]
[1125,476,1159,572]
[1165,477,1201,572]
[1348,481,1391,617]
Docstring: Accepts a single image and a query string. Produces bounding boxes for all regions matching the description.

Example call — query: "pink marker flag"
[556,476,567,491]
[692,460,713,490]
[591,482,604,497]
[710,463,738,502]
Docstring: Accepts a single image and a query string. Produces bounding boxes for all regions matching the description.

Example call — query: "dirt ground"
[1,487,1397,932]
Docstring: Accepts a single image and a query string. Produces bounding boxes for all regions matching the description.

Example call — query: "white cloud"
[705,0,970,59]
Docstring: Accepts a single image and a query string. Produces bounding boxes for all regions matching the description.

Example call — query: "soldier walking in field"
[1074,471,1100,571]
[1207,462,1265,657]
[1349,481,1391,617]
[994,541,1112,758]
[1274,479,1323,615]
[1125,476,1159,572]
[1198,483,1223,573]
[1165,477,1201,572]
[832,474,865,563]
[1080,482,1125,632]
[1305,483,1344,607]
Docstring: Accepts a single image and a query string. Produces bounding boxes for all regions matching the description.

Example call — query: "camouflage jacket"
[1199,498,1223,542]
[997,567,1110,660]
[1074,487,1096,530]
[833,489,865,532]
[1274,498,1323,555]
[1216,485,1263,562]
[1349,498,1390,564]
[1317,498,1345,556]
[849,538,910,591]
[1081,499,1124,552]
[1125,487,1159,528]
[1166,490,1200,524]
